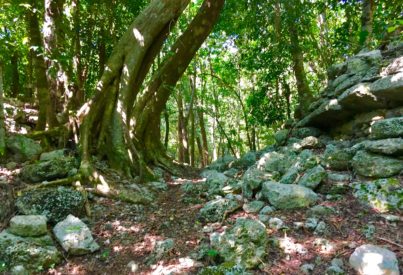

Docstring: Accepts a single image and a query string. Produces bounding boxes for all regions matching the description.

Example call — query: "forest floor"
[30,174,401,275]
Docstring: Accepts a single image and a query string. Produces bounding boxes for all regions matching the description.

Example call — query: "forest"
[0,0,402,274]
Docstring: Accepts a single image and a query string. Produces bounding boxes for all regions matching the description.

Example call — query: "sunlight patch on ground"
[151,257,201,275]
[170,177,205,186]
[279,236,308,255]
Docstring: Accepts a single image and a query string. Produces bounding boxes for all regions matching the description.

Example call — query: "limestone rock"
[230,151,257,170]
[20,156,79,183]
[274,129,289,145]
[0,230,61,272]
[39,149,66,161]
[352,150,403,178]
[261,181,318,209]
[16,187,85,224]
[349,244,400,275]
[208,155,236,172]
[298,165,327,189]
[371,117,403,139]
[280,167,300,184]
[323,144,354,171]
[6,135,42,162]
[210,218,267,269]
[357,138,403,156]
[9,215,47,237]
[299,136,321,149]
[291,127,322,139]
[243,200,265,214]
[53,214,100,255]
[198,197,241,223]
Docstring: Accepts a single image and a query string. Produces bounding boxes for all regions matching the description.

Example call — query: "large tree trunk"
[27,0,58,130]
[80,0,225,180]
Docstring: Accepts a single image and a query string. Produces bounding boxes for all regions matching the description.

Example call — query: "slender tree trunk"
[189,107,195,167]
[72,0,85,108]
[360,0,375,50]
[10,51,20,98]
[198,106,209,165]
[27,0,58,130]
[164,108,169,149]
[0,62,5,156]
[177,91,186,163]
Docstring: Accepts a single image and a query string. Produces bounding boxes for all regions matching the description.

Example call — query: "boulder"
[349,244,400,275]
[261,181,318,209]
[274,129,289,145]
[357,138,403,156]
[16,187,85,224]
[0,230,61,272]
[20,157,79,183]
[6,135,42,162]
[298,165,327,189]
[370,117,403,139]
[243,200,265,214]
[370,72,403,105]
[279,167,300,184]
[257,151,295,174]
[242,166,273,192]
[198,197,241,223]
[53,214,99,255]
[230,151,257,170]
[39,149,66,161]
[9,215,47,237]
[208,155,236,172]
[299,136,321,149]
[353,178,402,212]
[323,144,355,171]
[210,218,267,269]
[352,150,403,178]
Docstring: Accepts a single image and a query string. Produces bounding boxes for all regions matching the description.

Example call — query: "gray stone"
[261,181,318,209]
[147,239,175,264]
[208,155,236,172]
[39,149,66,161]
[242,167,272,191]
[326,264,345,275]
[20,156,79,183]
[294,149,319,172]
[6,162,17,170]
[53,214,99,255]
[11,265,29,275]
[314,221,327,235]
[243,200,265,213]
[16,187,85,224]
[381,56,403,76]
[352,150,403,178]
[300,263,315,274]
[327,172,351,183]
[349,244,400,275]
[198,197,241,223]
[338,83,384,111]
[371,117,403,139]
[357,138,403,156]
[370,72,403,104]
[6,135,42,162]
[298,165,327,189]
[305,218,319,231]
[147,181,168,192]
[275,129,289,145]
[259,205,275,215]
[323,145,354,171]
[9,215,47,237]
[258,214,270,224]
[257,151,293,174]
[230,151,257,170]
[210,218,267,269]
[0,230,61,272]
[280,167,300,184]
[300,136,321,149]
[268,217,284,230]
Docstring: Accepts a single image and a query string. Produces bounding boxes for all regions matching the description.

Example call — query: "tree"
[359,0,375,50]
[26,0,58,130]
[79,0,225,180]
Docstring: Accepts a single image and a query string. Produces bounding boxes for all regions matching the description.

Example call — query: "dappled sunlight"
[150,257,201,275]
[132,28,145,46]
[279,235,308,255]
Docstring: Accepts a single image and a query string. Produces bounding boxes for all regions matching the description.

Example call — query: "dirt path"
[50,178,206,275]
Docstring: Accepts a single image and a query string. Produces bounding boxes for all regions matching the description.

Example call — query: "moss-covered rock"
[6,135,42,162]
[210,218,267,269]
[0,230,61,273]
[322,144,355,171]
[298,165,327,190]
[20,156,79,183]
[351,151,403,178]
[370,117,403,139]
[198,197,241,223]
[16,187,85,224]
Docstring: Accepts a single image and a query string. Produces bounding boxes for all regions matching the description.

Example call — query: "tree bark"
[0,62,5,156]
[360,0,375,50]
[26,0,58,130]
[285,1,313,119]
[10,51,20,98]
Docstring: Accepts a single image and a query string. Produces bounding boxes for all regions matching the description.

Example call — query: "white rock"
[349,244,400,275]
